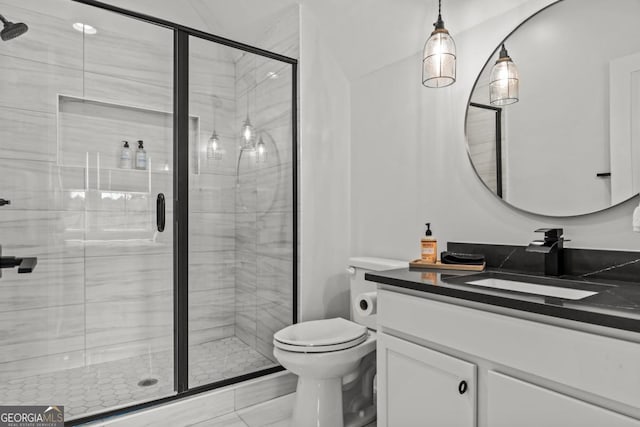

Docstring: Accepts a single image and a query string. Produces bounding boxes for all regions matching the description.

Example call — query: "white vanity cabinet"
[377,333,476,427]
[487,371,640,427]
[376,289,640,427]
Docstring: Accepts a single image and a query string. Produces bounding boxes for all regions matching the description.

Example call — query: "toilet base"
[292,376,344,427]
[273,331,377,427]
[291,374,377,427]
[344,405,376,427]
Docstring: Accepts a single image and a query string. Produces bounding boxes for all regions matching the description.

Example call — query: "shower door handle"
[156,193,165,232]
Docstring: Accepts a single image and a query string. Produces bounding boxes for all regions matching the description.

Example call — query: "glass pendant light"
[241,114,254,149]
[422,0,456,88]
[256,135,266,163]
[241,64,256,150]
[207,130,222,160]
[490,44,519,106]
[207,96,223,160]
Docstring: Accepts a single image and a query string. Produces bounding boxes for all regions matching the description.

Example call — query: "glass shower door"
[0,0,175,420]
[187,37,295,387]
[0,0,297,420]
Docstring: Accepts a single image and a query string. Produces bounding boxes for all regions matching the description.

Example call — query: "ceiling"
[100,0,535,79]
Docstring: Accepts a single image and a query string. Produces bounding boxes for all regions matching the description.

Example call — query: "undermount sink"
[445,271,612,301]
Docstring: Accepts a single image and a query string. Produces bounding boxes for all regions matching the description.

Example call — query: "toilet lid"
[274,318,367,348]
[273,333,368,353]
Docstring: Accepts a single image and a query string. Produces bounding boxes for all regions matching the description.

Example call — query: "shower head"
[0,14,28,41]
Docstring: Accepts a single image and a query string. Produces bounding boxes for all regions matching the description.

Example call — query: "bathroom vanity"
[367,267,640,427]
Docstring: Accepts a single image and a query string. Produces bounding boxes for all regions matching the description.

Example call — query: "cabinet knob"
[458,380,468,395]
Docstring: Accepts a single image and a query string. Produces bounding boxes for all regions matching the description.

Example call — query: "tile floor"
[196,393,377,427]
[0,337,275,420]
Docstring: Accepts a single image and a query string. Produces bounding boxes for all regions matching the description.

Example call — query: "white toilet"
[273,257,407,427]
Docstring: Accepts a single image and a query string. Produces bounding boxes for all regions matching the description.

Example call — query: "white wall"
[350,0,640,261]
[351,52,425,261]
[299,5,352,321]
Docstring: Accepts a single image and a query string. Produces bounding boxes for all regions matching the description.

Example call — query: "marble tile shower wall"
[0,0,237,380]
[234,7,299,362]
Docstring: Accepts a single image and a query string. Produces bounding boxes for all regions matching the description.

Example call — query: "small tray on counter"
[409,259,486,271]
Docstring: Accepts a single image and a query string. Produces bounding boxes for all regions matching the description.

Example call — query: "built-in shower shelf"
[65,188,153,196]
[64,230,158,244]
[60,163,158,194]
[56,94,200,175]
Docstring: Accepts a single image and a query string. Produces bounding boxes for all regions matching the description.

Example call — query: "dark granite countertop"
[365,267,640,334]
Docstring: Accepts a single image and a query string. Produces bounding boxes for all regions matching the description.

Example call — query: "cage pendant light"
[207,130,222,160]
[207,96,223,160]
[256,135,266,163]
[241,114,254,149]
[490,44,519,106]
[242,56,257,150]
[241,89,255,150]
[422,0,456,88]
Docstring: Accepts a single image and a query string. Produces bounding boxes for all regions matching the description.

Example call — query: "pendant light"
[242,55,258,150]
[422,0,456,88]
[490,44,519,106]
[241,114,254,149]
[256,135,266,163]
[206,130,221,160]
[207,96,223,160]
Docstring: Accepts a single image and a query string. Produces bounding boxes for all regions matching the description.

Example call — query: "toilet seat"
[273,318,368,353]
[274,333,368,353]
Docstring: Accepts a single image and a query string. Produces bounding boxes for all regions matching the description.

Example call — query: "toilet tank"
[348,257,408,330]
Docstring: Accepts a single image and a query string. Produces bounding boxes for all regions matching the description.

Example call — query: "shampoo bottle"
[421,223,437,264]
[135,140,147,170]
[119,140,132,169]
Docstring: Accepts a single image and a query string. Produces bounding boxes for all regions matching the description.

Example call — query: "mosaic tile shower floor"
[0,337,276,420]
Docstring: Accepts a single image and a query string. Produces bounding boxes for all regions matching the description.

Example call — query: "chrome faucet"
[526,228,566,276]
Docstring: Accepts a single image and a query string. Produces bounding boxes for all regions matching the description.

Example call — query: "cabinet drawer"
[488,371,640,427]
[378,289,640,409]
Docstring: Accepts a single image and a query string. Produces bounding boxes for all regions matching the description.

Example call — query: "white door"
[609,52,640,203]
[377,332,476,427]
[488,371,640,427]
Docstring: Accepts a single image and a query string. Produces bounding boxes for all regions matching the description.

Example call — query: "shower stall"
[0,0,297,423]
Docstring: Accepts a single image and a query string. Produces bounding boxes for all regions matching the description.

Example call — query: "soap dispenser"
[135,140,147,170]
[421,223,437,264]
[119,140,132,169]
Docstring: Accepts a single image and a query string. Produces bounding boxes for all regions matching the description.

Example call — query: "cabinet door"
[377,332,477,427]
[488,371,640,427]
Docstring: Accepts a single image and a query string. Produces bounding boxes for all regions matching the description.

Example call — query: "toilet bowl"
[274,318,377,427]
[272,257,407,427]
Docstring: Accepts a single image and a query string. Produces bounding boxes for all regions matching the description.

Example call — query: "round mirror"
[465,0,640,216]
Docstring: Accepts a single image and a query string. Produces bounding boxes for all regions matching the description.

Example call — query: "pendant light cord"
[212,95,217,129]
[246,86,249,119]
[434,0,445,29]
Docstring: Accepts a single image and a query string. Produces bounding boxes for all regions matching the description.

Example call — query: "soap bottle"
[421,223,437,264]
[119,140,132,169]
[135,140,147,170]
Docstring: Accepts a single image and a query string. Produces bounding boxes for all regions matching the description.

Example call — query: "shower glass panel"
[0,0,175,420]
[188,37,294,387]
